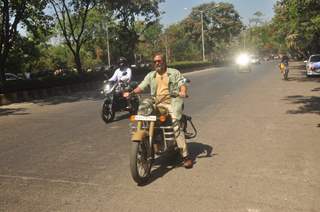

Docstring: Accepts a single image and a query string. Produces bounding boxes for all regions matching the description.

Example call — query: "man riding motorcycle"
[124,54,193,168]
[279,54,289,80]
[109,56,133,110]
[109,57,132,83]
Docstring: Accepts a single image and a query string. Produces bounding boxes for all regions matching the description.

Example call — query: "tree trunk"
[0,60,6,84]
[0,51,9,85]
[74,50,83,74]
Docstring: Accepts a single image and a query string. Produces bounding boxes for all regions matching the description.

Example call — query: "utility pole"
[106,24,111,68]
[165,34,169,64]
[243,29,246,49]
[201,11,206,61]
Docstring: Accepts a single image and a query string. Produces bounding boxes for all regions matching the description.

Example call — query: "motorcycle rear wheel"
[130,139,152,185]
[101,101,115,123]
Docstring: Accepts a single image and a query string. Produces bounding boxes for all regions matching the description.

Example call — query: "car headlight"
[236,54,250,65]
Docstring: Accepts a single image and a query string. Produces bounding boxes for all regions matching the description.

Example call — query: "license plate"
[134,115,157,121]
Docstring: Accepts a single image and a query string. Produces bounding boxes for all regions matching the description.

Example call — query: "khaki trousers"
[159,103,188,158]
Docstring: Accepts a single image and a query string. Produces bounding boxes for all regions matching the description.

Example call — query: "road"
[0,62,319,212]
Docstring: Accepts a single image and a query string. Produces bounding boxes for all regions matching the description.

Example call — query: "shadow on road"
[0,108,29,116]
[283,66,320,82]
[290,64,306,70]
[286,71,320,83]
[141,153,181,186]
[140,141,214,186]
[284,95,320,115]
[188,141,214,162]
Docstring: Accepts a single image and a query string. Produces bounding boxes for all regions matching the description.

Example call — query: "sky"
[159,0,278,27]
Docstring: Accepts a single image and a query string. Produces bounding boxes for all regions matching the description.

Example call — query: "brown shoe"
[183,157,193,169]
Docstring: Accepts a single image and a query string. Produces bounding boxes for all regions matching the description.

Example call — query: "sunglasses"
[153,60,162,63]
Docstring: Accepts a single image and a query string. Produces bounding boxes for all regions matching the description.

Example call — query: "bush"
[168,61,213,70]
[1,62,213,93]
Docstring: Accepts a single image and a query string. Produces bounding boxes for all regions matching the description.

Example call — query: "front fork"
[135,121,155,159]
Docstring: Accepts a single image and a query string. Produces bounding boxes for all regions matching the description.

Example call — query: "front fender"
[131,130,148,142]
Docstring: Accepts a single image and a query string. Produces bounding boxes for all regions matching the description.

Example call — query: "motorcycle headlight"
[103,84,112,94]
[138,98,154,115]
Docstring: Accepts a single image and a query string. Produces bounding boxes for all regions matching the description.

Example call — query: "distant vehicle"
[5,73,23,81]
[274,55,280,60]
[235,53,252,72]
[250,55,261,64]
[305,54,320,77]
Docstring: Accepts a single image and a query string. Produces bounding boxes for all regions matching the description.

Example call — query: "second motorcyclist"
[108,57,133,110]
[124,53,193,168]
[109,57,132,83]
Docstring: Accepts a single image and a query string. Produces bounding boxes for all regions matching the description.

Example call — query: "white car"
[5,73,23,81]
[305,54,320,77]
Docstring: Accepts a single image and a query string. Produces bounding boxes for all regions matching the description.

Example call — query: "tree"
[103,0,164,63]
[0,0,49,83]
[164,23,201,62]
[271,0,320,57]
[249,11,264,26]
[49,0,95,73]
[135,20,163,61]
[182,2,243,61]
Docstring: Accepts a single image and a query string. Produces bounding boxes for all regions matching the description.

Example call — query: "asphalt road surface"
[0,62,319,212]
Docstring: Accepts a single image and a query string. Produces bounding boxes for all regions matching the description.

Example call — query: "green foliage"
[0,0,51,82]
[168,61,213,70]
[164,2,243,63]
[135,20,164,61]
[271,0,320,57]
[102,0,164,62]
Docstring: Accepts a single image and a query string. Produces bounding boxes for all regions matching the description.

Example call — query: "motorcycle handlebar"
[170,93,189,98]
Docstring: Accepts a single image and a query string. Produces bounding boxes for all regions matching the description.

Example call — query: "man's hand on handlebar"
[179,91,188,98]
[123,92,131,98]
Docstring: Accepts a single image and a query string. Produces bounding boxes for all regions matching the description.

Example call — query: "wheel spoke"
[136,142,150,177]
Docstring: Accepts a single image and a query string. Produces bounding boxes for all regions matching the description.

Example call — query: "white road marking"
[0,174,99,186]
[248,208,260,212]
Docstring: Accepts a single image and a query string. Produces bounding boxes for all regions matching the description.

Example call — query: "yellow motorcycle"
[128,93,197,185]
[279,62,289,80]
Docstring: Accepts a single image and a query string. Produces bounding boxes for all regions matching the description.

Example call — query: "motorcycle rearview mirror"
[182,78,191,84]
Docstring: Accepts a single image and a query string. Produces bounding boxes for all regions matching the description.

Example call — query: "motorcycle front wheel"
[101,101,115,123]
[130,138,152,185]
[283,69,289,80]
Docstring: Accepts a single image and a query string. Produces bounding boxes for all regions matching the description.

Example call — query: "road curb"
[0,82,103,106]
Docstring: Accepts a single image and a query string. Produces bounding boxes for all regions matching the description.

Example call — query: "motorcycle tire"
[284,69,289,80]
[130,139,152,185]
[101,101,115,123]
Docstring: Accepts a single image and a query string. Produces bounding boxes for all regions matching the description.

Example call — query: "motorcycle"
[279,62,289,80]
[128,84,197,185]
[101,74,139,123]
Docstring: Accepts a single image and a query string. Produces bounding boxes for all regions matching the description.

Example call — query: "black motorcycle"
[101,78,139,123]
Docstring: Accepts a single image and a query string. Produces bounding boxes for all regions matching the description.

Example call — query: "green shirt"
[138,68,186,120]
